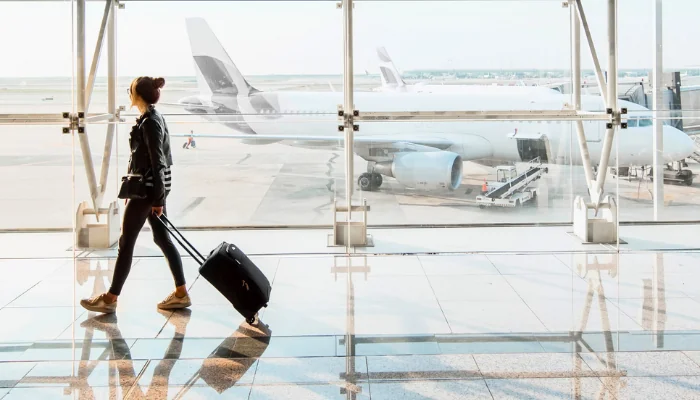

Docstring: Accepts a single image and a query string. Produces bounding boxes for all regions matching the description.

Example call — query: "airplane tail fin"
[376,47,406,89]
[185,18,257,96]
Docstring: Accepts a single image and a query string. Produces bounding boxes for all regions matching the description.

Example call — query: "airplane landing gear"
[358,173,383,191]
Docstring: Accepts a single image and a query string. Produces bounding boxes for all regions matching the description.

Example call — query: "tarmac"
[2,78,700,230]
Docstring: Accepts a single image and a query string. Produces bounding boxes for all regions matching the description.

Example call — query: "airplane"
[374,46,562,94]
[174,17,695,193]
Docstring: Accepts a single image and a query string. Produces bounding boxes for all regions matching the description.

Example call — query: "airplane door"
[515,138,549,163]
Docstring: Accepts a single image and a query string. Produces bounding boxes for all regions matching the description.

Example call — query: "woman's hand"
[152,206,164,217]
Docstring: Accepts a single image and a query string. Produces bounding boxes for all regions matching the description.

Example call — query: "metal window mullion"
[652,0,664,220]
[575,0,609,107]
[76,0,100,215]
[571,0,596,199]
[593,0,618,198]
[84,0,113,115]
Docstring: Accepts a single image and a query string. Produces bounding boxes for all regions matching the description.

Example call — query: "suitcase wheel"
[246,316,256,325]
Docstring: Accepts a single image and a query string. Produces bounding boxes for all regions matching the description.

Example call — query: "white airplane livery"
[176,18,695,192]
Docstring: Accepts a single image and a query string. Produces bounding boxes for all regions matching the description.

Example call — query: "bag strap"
[157,215,207,266]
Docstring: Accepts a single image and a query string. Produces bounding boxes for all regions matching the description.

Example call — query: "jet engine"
[370,151,463,191]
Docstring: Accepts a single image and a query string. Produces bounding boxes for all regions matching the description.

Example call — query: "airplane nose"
[663,125,696,162]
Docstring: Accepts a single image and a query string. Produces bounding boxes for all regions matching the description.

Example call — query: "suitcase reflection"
[76,311,271,398]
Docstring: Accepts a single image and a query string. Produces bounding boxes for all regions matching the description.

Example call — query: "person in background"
[183,130,195,149]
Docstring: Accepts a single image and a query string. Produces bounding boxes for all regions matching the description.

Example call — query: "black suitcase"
[159,215,271,324]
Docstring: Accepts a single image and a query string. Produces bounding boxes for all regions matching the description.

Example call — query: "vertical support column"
[571,1,596,196]
[594,0,618,198]
[342,0,355,249]
[76,0,100,213]
[99,0,117,203]
[76,0,86,115]
[652,0,664,220]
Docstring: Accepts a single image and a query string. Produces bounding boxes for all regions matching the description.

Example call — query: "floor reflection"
[5,251,700,399]
[64,311,271,399]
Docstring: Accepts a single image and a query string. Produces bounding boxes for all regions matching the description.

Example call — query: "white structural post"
[594,0,618,200]
[652,0,664,220]
[99,0,117,205]
[343,0,355,248]
[76,0,100,213]
[575,0,608,106]
[571,1,596,197]
[343,0,354,205]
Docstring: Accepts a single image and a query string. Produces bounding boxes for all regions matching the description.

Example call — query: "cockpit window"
[639,118,652,127]
[627,118,638,128]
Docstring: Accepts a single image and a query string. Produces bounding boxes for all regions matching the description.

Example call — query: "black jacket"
[128,105,173,207]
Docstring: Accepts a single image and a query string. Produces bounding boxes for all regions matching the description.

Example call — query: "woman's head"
[129,76,166,109]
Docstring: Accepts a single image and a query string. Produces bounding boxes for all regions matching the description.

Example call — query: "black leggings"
[109,195,185,296]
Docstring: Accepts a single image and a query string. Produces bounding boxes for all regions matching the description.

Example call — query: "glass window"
[639,118,653,127]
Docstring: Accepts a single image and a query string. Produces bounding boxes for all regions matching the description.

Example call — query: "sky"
[1,0,700,77]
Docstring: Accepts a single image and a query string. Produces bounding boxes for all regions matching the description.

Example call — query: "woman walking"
[80,77,191,314]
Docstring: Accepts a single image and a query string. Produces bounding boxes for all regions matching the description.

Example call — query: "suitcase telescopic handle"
[158,215,207,266]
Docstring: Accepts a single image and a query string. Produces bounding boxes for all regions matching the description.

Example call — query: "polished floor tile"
[16,339,137,362]
[135,385,252,399]
[249,383,370,400]
[580,351,700,377]
[352,297,451,336]
[1,386,130,400]
[485,377,609,400]
[503,274,590,301]
[439,300,548,334]
[365,354,481,381]
[252,335,337,358]
[428,275,521,302]
[14,360,148,388]
[418,254,500,276]
[353,275,438,303]
[369,380,493,400]
[136,358,257,390]
[154,306,253,339]
[337,336,441,357]
[437,334,546,355]
[8,249,700,397]
[487,254,572,275]
[601,376,700,400]
[524,298,643,333]
[473,353,595,379]
[352,255,425,276]
[0,363,35,388]
[537,332,622,354]
[58,310,172,341]
[5,280,103,308]
[255,303,347,336]
[614,297,700,332]
[265,275,347,309]
[0,308,82,342]
[253,356,367,385]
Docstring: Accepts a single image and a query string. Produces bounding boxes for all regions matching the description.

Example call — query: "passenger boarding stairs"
[689,136,700,163]
[485,158,547,199]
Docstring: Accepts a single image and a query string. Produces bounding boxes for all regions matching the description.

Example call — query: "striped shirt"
[145,166,172,191]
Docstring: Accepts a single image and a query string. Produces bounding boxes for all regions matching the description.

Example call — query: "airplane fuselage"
[189,87,694,167]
